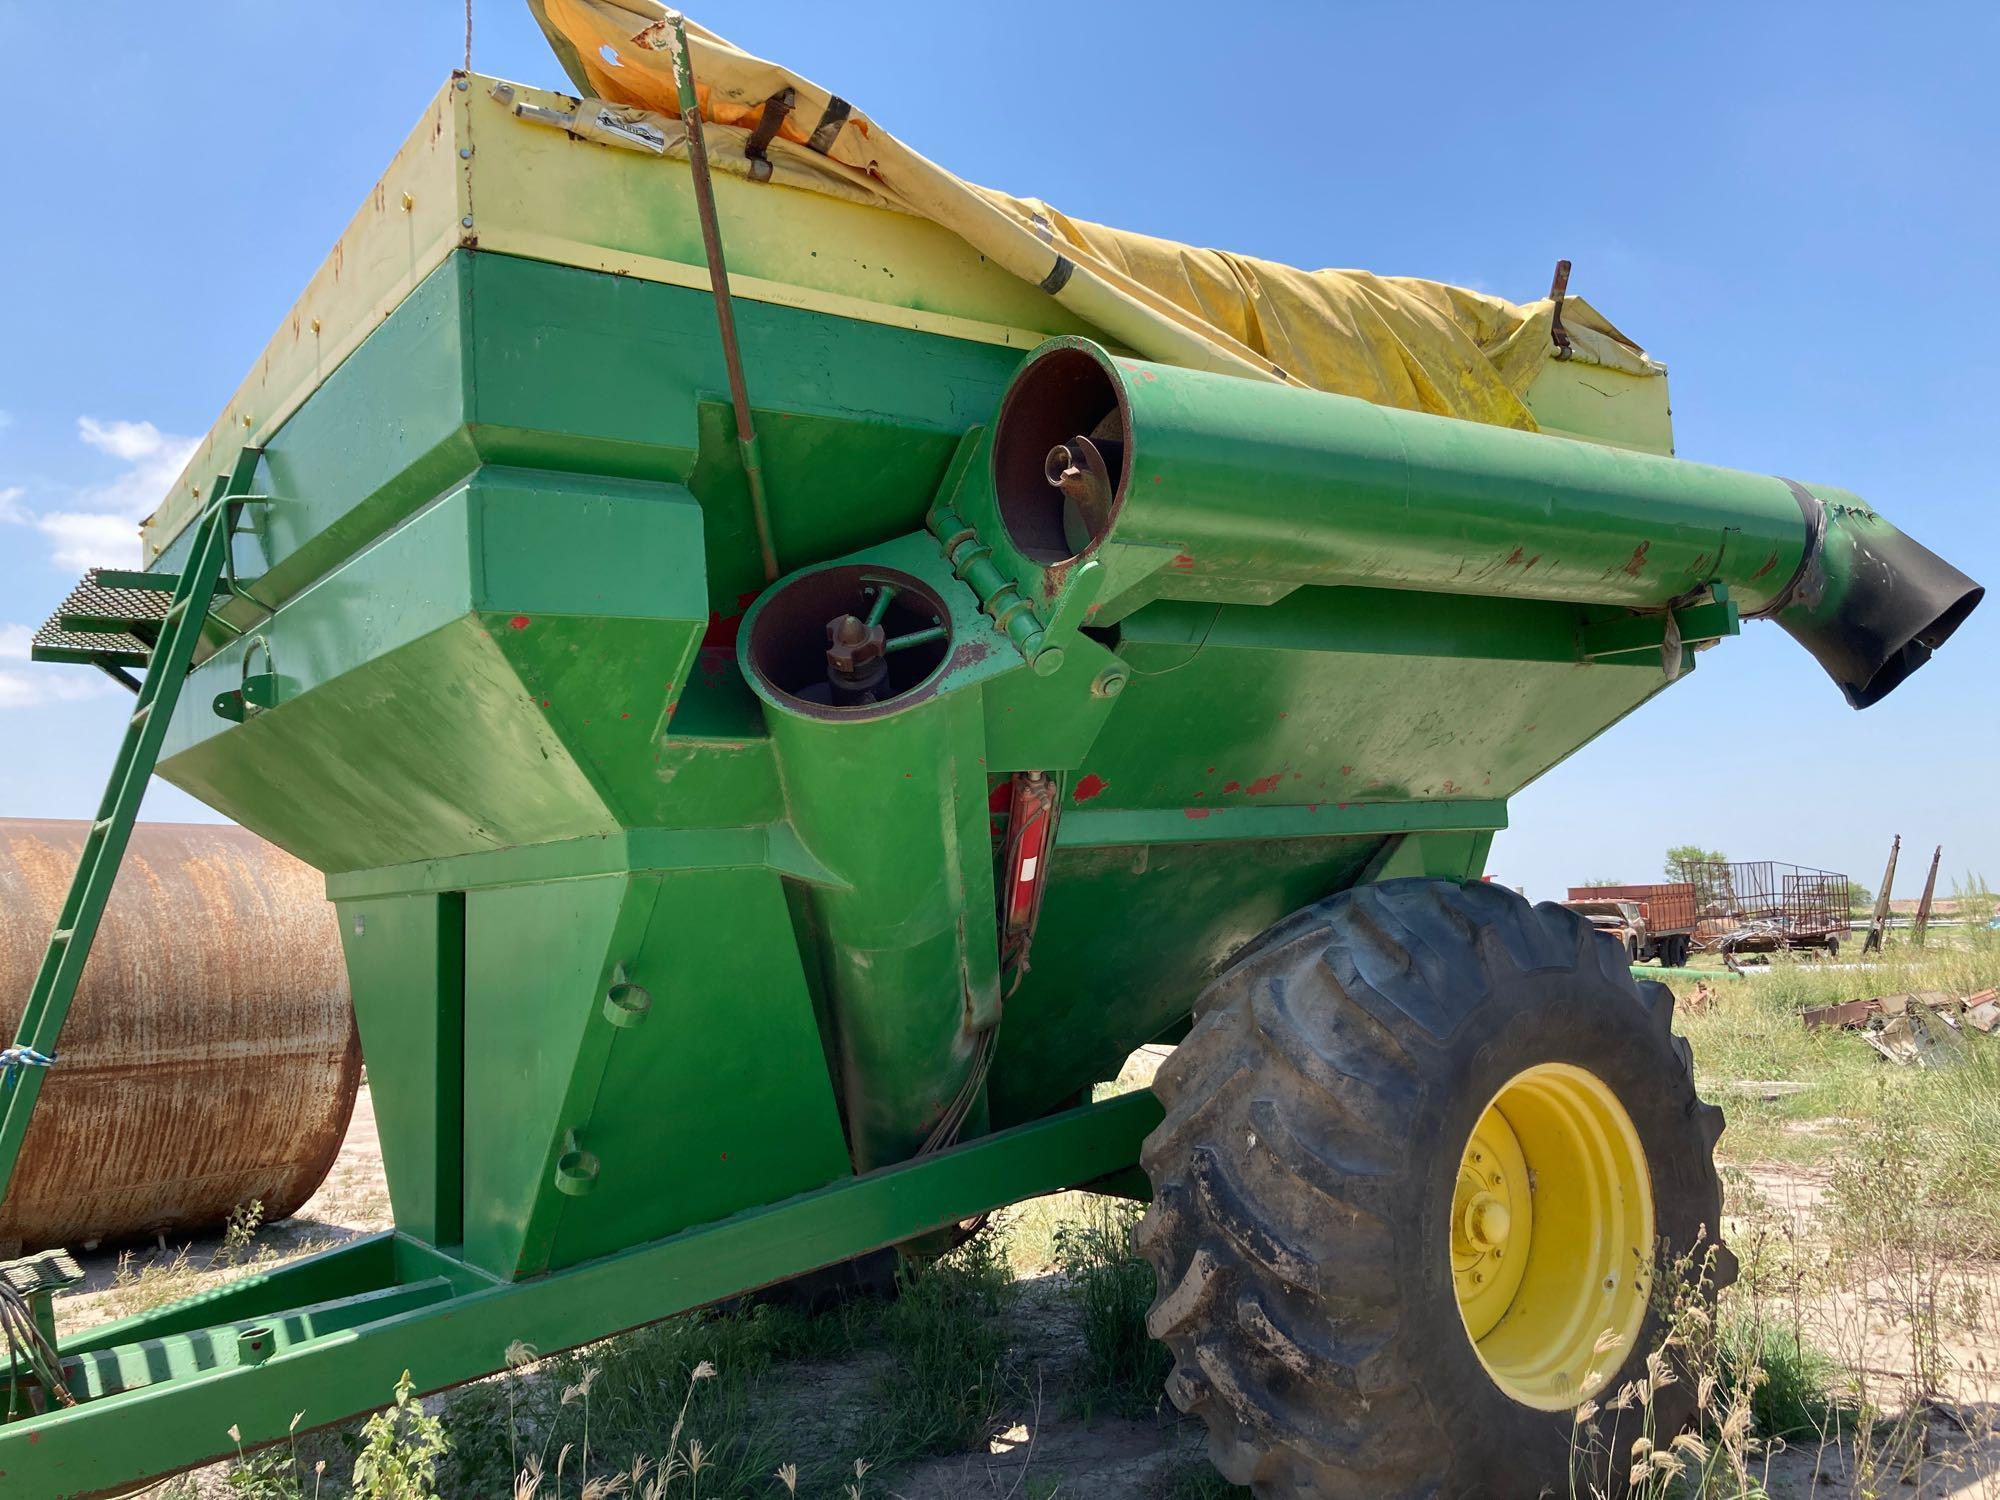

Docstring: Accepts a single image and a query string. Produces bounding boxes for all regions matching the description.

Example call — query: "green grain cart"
[1,16,1981,1497]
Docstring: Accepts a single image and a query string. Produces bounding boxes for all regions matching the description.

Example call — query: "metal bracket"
[493,82,670,156]
[743,87,797,182]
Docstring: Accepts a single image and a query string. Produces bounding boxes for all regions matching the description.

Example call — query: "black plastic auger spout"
[1760,484,1983,709]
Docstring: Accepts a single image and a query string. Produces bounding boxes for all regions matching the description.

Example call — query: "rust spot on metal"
[1523,554,1541,571]
[1339,765,1353,776]
[1222,780,1241,793]
[1184,807,1211,819]
[1245,772,1284,796]
[1503,547,1525,567]
[1072,773,1109,804]
[1750,551,1781,582]
[1621,541,1652,578]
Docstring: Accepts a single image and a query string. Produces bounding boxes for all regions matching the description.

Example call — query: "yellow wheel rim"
[1451,1063,1654,1411]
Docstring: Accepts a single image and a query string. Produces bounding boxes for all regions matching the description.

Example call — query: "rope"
[464,0,473,72]
[0,1047,55,1091]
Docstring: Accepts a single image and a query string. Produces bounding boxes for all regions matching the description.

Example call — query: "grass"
[172,935,2000,1498]
[1050,1198,1170,1420]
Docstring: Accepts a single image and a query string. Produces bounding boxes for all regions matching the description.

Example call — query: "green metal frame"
[0,1091,1158,1495]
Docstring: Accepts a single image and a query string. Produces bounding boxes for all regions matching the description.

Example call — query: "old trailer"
[1,9,1980,1496]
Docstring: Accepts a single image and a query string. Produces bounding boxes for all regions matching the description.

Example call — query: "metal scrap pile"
[1800,988,2000,1067]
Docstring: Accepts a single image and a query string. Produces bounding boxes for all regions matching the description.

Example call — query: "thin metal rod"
[883,625,947,653]
[667,13,779,584]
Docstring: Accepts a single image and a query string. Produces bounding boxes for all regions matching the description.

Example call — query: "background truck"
[1566,883,1700,967]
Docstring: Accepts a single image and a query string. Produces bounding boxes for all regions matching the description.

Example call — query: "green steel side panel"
[337,893,465,1247]
[545,868,853,1269]
[460,874,642,1278]
[1073,594,1675,814]
[687,400,969,617]
[157,471,712,871]
[458,871,851,1279]
[151,255,478,605]
[161,613,615,871]
[463,252,1025,615]
[987,836,1381,1125]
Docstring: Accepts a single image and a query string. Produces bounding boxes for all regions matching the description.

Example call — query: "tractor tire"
[1136,878,1733,1498]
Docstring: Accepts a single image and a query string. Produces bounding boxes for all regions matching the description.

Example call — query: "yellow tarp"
[526,1,1662,434]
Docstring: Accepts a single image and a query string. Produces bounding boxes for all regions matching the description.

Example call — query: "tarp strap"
[744,86,797,182]
[1038,256,1075,295]
[805,95,852,154]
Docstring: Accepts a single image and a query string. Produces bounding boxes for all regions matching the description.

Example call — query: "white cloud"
[0,625,114,710]
[0,416,198,570]
[0,670,115,709]
[77,416,173,464]
[36,510,144,570]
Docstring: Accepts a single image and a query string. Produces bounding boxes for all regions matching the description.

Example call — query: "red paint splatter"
[541,699,550,708]
[1222,780,1241,793]
[508,615,531,630]
[1184,807,1211,819]
[1337,801,1349,810]
[1245,772,1283,796]
[1170,552,1195,572]
[1072,773,1109,803]
[702,611,745,650]
[620,712,630,720]
[1339,765,1353,776]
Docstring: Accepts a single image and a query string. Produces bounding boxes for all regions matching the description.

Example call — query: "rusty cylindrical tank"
[0,818,359,1254]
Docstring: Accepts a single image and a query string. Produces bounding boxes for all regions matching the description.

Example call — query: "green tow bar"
[0,1091,1158,1494]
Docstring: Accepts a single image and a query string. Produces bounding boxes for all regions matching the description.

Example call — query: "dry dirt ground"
[52,1077,2000,1498]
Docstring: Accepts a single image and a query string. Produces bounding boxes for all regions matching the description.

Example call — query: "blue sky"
[1,3,1993,900]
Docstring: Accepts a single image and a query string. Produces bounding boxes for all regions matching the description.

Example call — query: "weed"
[220,1200,267,1266]
[1152,1457,1249,1499]
[352,1370,448,1499]
[1051,1199,1169,1419]
[875,1232,1015,1457]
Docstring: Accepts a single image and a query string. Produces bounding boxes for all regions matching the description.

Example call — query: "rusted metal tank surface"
[0,818,359,1254]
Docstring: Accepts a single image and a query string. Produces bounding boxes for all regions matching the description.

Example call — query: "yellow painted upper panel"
[143,8,1675,552]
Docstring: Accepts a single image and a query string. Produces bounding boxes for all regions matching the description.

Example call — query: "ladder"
[0,448,264,1206]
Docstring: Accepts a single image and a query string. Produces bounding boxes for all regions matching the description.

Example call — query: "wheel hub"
[1451,1063,1655,1411]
